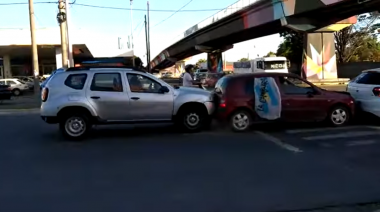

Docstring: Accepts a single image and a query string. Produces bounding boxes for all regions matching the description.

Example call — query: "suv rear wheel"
[59,113,91,140]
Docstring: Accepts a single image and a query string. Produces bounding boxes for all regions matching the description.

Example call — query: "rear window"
[214,76,229,93]
[64,74,87,90]
[355,72,380,85]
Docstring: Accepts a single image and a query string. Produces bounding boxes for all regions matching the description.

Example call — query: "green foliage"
[196,58,207,66]
[277,13,380,64]
[238,58,249,62]
[276,28,304,64]
[264,51,277,57]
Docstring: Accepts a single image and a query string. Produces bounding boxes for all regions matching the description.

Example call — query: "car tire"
[229,109,252,132]
[59,113,91,141]
[12,89,21,96]
[328,105,350,127]
[176,106,209,133]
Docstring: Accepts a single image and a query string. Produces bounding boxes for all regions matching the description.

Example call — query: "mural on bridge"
[207,52,223,73]
[302,33,337,80]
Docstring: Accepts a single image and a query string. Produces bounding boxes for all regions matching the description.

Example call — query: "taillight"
[6,87,11,91]
[373,87,380,97]
[219,99,226,108]
[41,87,49,102]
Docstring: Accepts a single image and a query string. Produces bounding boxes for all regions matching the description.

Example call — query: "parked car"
[193,69,208,81]
[346,68,380,117]
[213,73,355,132]
[40,66,215,140]
[0,83,12,100]
[201,72,225,90]
[15,76,35,90]
[0,78,29,96]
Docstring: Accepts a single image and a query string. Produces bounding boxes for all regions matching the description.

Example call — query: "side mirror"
[159,86,169,93]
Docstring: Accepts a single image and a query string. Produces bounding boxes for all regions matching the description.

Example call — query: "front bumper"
[41,116,59,124]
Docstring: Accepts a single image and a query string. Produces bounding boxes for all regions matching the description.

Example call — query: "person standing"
[182,64,194,87]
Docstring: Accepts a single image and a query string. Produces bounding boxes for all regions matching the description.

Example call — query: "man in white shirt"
[182,64,194,87]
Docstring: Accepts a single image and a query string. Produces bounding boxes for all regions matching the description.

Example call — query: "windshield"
[264,60,287,70]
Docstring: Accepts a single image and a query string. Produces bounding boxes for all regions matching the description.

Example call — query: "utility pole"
[58,0,68,68]
[130,0,135,67]
[65,0,74,67]
[147,1,151,71]
[144,15,149,72]
[28,0,40,95]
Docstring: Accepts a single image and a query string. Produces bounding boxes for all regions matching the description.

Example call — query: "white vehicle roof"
[362,68,380,73]
[262,56,287,61]
[0,78,20,81]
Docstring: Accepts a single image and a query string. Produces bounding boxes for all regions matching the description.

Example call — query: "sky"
[0,0,283,64]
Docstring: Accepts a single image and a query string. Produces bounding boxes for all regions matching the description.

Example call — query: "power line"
[152,0,194,28]
[134,19,144,31]
[0,1,224,12]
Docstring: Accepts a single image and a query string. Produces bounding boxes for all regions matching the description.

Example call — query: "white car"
[347,68,380,117]
[0,78,29,96]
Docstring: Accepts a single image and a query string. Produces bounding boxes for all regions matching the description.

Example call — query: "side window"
[90,73,123,92]
[356,72,380,85]
[278,76,314,95]
[127,73,162,93]
[244,79,255,95]
[65,74,87,90]
[7,81,16,85]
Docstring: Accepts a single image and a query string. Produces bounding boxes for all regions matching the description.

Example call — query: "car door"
[277,75,322,122]
[85,72,131,121]
[351,71,380,113]
[126,73,174,121]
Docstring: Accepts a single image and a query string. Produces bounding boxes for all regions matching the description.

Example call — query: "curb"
[0,108,40,115]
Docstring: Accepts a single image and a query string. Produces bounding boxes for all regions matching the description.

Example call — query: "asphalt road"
[1,114,380,212]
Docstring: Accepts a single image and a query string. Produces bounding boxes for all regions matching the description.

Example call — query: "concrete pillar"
[302,32,337,80]
[3,55,12,78]
[55,47,62,69]
[207,52,223,73]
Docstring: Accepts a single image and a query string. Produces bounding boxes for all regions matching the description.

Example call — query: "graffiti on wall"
[175,61,185,75]
[302,33,337,80]
[207,52,223,73]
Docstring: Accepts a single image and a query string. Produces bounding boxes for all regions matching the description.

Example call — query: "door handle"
[90,96,100,99]
[356,90,359,92]
[131,97,140,100]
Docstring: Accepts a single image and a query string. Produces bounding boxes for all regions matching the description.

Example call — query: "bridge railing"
[163,0,260,51]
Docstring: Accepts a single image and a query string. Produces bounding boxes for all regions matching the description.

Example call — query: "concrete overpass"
[150,0,380,80]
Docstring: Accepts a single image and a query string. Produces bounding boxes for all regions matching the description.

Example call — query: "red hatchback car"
[213,73,355,132]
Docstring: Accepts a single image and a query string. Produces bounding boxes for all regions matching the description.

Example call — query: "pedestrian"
[182,64,194,87]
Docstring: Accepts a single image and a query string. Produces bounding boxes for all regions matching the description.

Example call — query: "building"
[0,28,132,78]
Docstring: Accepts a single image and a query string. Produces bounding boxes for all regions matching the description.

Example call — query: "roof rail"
[66,66,147,73]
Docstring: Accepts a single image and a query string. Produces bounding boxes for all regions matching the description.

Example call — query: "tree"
[196,58,207,66]
[276,28,304,64]
[335,13,380,63]
[264,51,276,57]
[238,58,249,62]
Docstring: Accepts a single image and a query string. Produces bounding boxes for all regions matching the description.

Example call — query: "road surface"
[0,113,379,212]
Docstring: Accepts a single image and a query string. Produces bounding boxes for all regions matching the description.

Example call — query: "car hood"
[175,86,211,95]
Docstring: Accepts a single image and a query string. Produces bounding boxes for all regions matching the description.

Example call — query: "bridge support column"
[207,52,223,73]
[301,16,356,80]
[302,32,337,80]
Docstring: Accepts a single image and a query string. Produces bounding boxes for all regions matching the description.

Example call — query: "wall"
[290,62,380,79]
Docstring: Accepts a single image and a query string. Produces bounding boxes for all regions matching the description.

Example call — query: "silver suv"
[40,67,215,140]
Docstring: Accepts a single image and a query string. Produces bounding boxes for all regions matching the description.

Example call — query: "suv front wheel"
[176,106,210,133]
[59,113,91,140]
